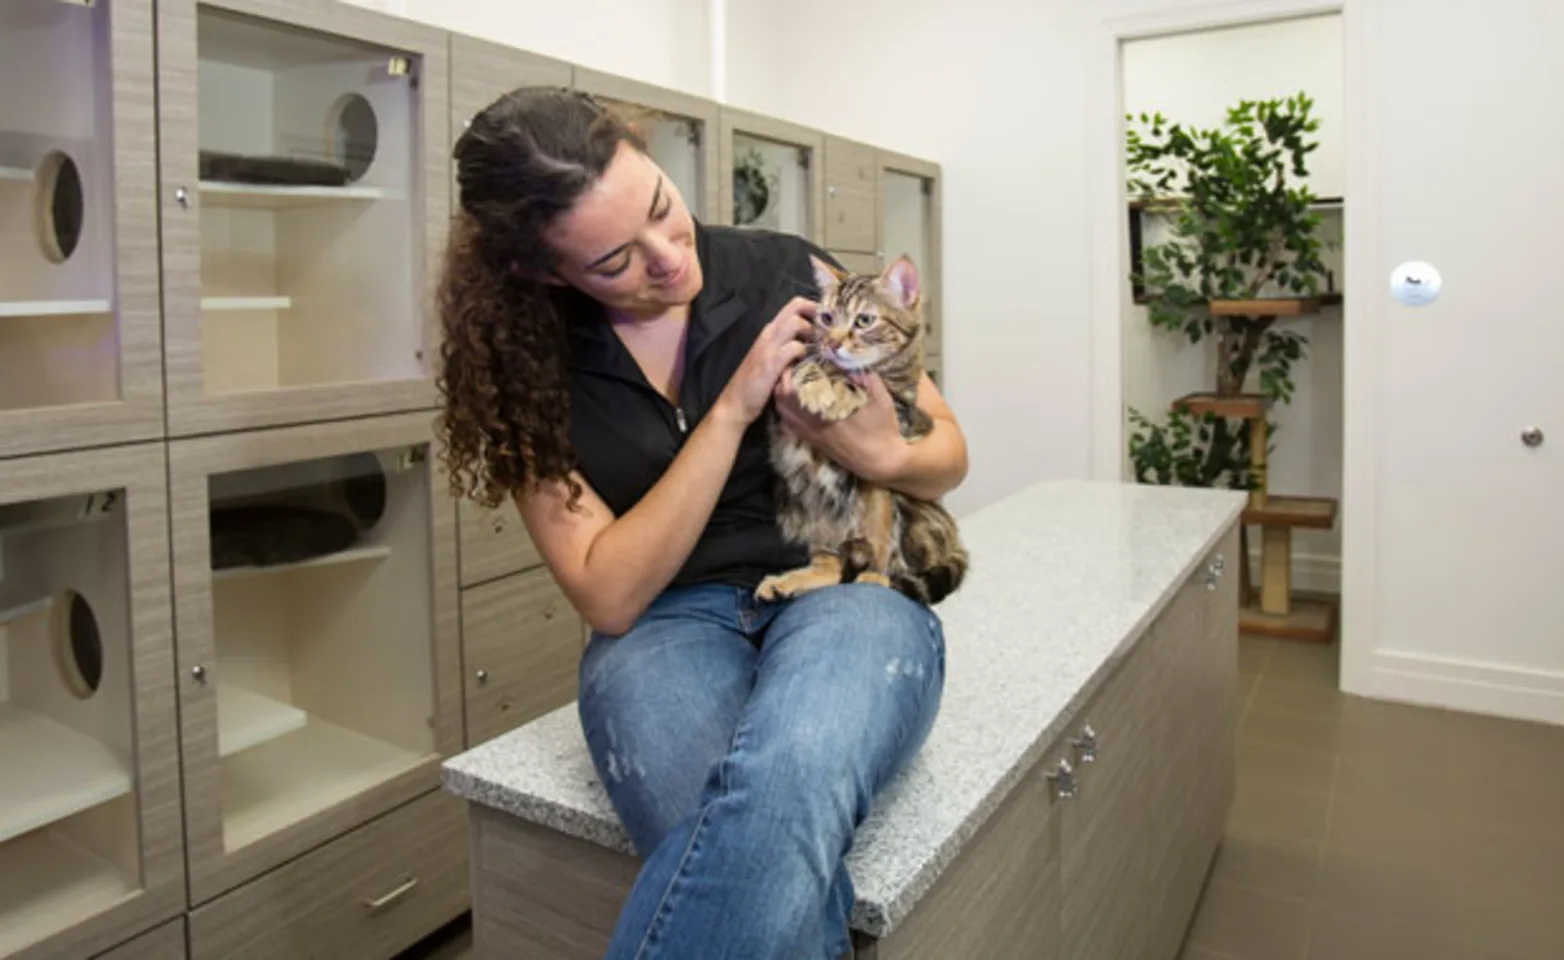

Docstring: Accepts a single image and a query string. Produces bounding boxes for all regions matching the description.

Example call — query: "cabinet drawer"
[457,498,542,586]
[94,918,186,960]
[462,568,582,747]
[828,250,882,275]
[189,790,468,960]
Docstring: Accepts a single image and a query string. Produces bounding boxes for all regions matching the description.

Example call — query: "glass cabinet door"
[158,0,449,437]
[0,447,180,958]
[172,413,459,903]
[575,70,720,223]
[879,156,942,358]
[721,109,824,245]
[0,0,163,459]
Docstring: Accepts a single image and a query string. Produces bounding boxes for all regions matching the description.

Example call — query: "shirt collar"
[566,219,751,380]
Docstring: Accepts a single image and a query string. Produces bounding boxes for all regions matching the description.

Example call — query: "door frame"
[1084,0,1380,696]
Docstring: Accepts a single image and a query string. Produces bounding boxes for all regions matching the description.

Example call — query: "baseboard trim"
[1245,549,1340,595]
[1356,649,1564,727]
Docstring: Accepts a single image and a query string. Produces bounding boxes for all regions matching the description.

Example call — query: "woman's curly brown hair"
[436,86,644,511]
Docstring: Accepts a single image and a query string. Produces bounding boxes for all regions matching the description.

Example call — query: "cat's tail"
[895,499,969,606]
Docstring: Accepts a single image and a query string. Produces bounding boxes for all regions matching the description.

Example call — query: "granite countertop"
[442,478,1245,938]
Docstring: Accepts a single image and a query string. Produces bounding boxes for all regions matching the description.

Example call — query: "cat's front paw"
[797,376,866,423]
[755,574,790,602]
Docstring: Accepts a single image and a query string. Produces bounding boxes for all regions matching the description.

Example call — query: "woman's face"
[545,140,703,319]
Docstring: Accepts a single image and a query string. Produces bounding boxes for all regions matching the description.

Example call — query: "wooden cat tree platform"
[1172,297,1339,644]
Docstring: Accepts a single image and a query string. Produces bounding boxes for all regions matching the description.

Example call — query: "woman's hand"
[776,370,909,484]
[712,297,816,426]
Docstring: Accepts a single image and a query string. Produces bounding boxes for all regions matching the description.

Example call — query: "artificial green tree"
[1125,92,1330,492]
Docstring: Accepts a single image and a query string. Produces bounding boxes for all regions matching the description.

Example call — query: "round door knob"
[1521,426,1544,448]
[475,669,488,684]
[191,664,208,684]
[175,186,189,208]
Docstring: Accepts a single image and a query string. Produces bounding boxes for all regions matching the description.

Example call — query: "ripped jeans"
[578,582,946,960]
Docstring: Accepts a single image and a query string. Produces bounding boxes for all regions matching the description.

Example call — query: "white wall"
[727,0,1095,517]
[1121,14,1345,591]
[348,0,712,97]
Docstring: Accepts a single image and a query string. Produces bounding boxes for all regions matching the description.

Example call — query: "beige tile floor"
[1182,635,1564,960]
[402,634,1564,960]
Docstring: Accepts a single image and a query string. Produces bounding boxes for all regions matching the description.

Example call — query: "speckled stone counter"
[443,479,1245,941]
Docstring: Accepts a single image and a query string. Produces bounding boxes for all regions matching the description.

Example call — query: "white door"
[1367,0,1564,720]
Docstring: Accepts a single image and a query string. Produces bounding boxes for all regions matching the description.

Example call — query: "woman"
[437,87,968,960]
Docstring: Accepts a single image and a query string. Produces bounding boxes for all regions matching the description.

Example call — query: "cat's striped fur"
[757,254,969,606]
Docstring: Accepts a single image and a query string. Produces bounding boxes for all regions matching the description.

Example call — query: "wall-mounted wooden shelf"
[1171,392,1272,420]
[1209,298,1321,317]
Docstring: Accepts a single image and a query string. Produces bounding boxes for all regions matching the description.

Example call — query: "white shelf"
[0,829,134,956]
[211,544,391,583]
[0,595,52,626]
[199,180,389,209]
[202,295,293,312]
[0,300,112,319]
[0,704,133,845]
[222,718,427,852]
[0,166,31,183]
[218,684,307,758]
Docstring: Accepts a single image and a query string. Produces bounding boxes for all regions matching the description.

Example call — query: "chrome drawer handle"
[1046,758,1077,801]
[1071,724,1098,763]
[364,877,418,913]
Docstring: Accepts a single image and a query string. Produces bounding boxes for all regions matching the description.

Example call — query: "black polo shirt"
[565,223,840,590]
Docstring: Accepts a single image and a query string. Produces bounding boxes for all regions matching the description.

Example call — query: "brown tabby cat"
[757,254,969,606]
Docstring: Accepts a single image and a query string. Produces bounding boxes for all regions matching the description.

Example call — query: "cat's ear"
[810,254,844,296]
[879,255,921,309]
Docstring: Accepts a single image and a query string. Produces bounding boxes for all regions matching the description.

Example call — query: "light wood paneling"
[2,444,184,960]
[574,69,721,224]
[827,250,882,275]
[189,790,468,960]
[468,804,641,960]
[169,412,460,904]
[867,763,1062,960]
[0,0,165,459]
[461,568,581,747]
[449,35,574,138]
[824,136,878,254]
[92,917,186,960]
[456,499,542,588]
[717,106,826,246]
[156,0,448,438]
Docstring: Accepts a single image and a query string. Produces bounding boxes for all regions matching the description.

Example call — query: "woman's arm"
[518,301,816,636]
[776,372,969,502]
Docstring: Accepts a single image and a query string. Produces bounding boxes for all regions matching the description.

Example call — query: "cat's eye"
[854,313,874,329]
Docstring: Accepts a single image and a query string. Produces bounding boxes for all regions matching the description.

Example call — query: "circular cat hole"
[326,94,379,182]
[34,151,85,264]
[51,589,104,700]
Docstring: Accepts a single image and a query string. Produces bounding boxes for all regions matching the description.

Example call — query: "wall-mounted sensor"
[1390,261,1442,306]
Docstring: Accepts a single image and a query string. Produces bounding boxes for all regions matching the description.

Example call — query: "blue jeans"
[577,582,946,960]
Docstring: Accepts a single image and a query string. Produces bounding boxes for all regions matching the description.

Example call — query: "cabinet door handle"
[1071,724,1099,763]
[363,877,418,913]
[1046,758,1077,801]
